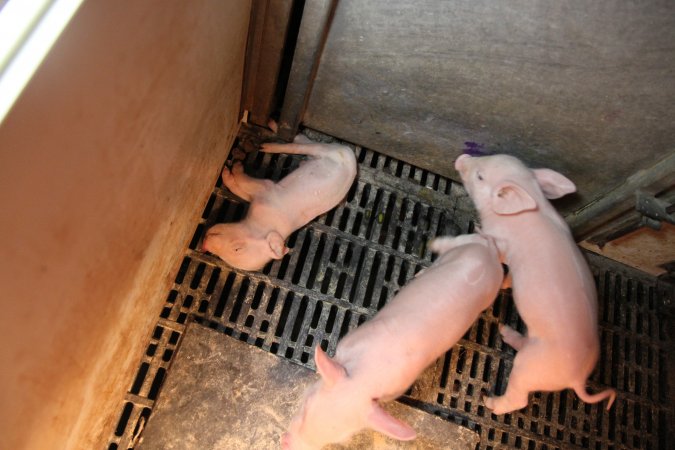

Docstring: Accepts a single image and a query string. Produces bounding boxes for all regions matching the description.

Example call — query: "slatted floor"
[107,125,674,450]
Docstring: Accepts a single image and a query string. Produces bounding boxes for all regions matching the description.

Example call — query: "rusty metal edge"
[568,149,675,241]
[277,0,338,141]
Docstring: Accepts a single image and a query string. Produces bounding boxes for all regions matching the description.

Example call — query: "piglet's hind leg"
[484,341,546,415]
[483,378,529,415]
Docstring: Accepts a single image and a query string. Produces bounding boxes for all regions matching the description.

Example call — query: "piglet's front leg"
[499,324,526,351]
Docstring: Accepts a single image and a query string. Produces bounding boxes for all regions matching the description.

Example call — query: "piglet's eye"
[477,172,484,181]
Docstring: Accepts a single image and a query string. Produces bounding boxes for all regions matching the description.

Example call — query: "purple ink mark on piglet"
[463,141,488,156]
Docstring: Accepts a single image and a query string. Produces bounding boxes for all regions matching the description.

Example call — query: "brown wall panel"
[0,1,250,448]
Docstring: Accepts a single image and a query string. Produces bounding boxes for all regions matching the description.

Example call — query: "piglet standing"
[202,135,357,271]
[454,153,616,414]
[282,233,503,450]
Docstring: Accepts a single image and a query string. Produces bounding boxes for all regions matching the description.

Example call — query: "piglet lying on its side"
[202,135,357,271]
[455,154,616,414]
[282,233,503,450]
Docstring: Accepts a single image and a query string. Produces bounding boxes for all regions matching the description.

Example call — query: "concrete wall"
[0,0,250,448]
[303,0,675,216]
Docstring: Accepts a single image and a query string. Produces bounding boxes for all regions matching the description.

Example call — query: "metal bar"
[241,0,296,126]
[239,0,268,120]
[277,0,338,141]
[567,150,675,241]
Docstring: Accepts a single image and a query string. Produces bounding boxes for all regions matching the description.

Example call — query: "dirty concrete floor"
[138,323,479,450]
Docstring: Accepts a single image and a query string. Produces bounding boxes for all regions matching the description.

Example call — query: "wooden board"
[582,223,675,276]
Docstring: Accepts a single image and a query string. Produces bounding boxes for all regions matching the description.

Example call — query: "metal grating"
[107,125,674,450]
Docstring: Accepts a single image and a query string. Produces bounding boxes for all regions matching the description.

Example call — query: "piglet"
[282,233,503,449]
[202,135,357,270]
[454,153,616,414]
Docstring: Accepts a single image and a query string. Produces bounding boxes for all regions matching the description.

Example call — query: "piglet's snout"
[455,153,472,172]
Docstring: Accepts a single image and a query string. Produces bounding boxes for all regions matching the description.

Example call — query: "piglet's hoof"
[483,395,510,415]
[482,394,494,410]
[230,148,246,161]
[221,165,232,179]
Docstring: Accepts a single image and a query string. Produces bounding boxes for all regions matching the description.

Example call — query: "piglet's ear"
[314,347,346,387]
[267,231,288,259]
[368,402,416,441]
[491,181,537,215]
[532,168,576,199]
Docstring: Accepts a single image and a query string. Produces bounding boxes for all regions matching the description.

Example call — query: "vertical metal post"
[277,0,338,141]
